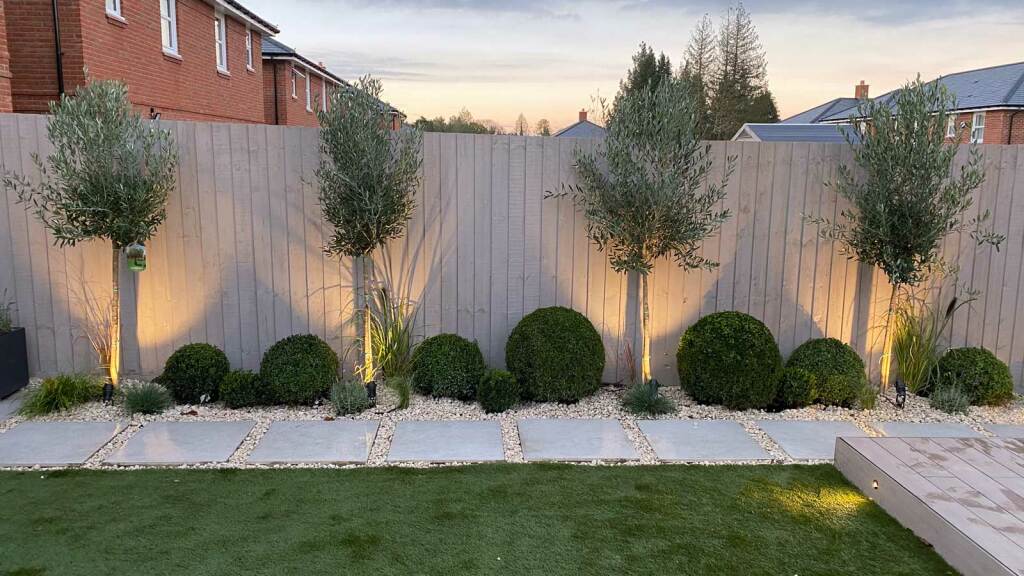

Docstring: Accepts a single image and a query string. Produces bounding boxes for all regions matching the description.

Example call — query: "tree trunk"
[640,271,652,383]
[361,254,374,384]
[110,246,121,387]
[879,282,900,392]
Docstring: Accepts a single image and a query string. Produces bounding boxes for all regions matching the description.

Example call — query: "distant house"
[782,62,1024,144]
[554,109,606,137]
[732,123,849,143]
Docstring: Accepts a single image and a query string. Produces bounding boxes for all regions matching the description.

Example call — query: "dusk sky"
[244,0,1024,132]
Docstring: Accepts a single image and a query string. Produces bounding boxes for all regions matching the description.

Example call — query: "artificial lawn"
[0,464,953,576]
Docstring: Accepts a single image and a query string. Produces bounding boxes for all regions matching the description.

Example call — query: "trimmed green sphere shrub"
[260,334,338,405]
[772,367,816,411]
[936,347,1013,406]
[676,311,782,410]
[478,369,520,413]
[220,369,265,408]
[412,334,486,400]
[505,306,605,403]
[157,343,230,404]
[785,338,865,408]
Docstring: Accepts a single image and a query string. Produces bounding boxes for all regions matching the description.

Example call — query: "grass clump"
[892,294,966,394]
[156,343,230,404]
[930,378,970,415]
[19,374,103,416]
[477,369,520,413]
[219,370,265,409]
[384,376,411,410]
[412,333,486,400]
[332,380,372,415]
[261,334,339,405]
[934,347,1013,407]
[623,379,675,416]
[123,382,172,415]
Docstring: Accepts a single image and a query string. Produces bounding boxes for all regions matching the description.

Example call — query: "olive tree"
[566,74,732,383]
[2,79,176,389]
[317,76,422,385]
[812,77,1002,389]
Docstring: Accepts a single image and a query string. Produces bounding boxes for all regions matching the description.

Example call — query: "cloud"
[333,0,580,19]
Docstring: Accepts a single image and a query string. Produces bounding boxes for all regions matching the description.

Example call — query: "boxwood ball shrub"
[412,334,486,400]
[505,306,605,403]
[156,343,230,404]
[772,367,816,411]
[935,347,1013,406]
[676,311,782,410]
[785,338,866,408]
[220,369,265,409]
[260,334,339,405]
[477,369,520,413]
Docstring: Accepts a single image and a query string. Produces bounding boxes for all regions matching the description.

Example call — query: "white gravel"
[3,377,1023,470]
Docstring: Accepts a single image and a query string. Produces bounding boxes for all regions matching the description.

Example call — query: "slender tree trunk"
[361,254,374,384]
[879,282,900,392]
[110,246,121,387]
[640,271,652,383]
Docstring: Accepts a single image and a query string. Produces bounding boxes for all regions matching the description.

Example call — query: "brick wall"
[8,0,266,123]
[264,59,331,127]
[0,0,12,112]
[944,110,1024,145]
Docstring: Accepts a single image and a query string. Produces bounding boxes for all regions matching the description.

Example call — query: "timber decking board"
[837,436,1024,576]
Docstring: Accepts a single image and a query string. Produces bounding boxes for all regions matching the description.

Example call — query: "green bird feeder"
[126,243,147,272]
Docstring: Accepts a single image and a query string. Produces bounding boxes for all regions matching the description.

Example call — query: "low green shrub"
[772,367,816,411]
[123,382,172,416]
[930,379,971,415]
[385,376,411,410]
[856,382,879,411]
[412,334,486,400]
[505,306,605,403]
[785,338,865,408]
[623,379,675,416]
[935,347,1013,406]
[156,343,230,404]
[332,380,372,415]
[676,311,782,410]
[19,374,103,416]
[260,334,339,405]
[477,369,520,413]
[220,370,265,409]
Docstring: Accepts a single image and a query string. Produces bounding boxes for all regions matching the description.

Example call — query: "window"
[321,79,327,112]
[245,29,254,70]
[946,115,956,138]
[106,0,121,17]
[305,71,312,111]
[291,67,303,98]
[160,0,178,54]
[970,112,985,143]
[214,11,228,71]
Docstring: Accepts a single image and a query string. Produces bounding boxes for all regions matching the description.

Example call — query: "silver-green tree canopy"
[567,71,733,383]
[811,77,1002,389]
[2,79,176,386]
[317,76,422,384]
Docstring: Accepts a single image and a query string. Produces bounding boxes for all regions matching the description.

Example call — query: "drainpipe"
[272,61,279,124]
[1008,110,1022,145]
[51,0,65,96]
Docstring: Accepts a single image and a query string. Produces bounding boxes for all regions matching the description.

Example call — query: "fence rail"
[2,113,1023,388]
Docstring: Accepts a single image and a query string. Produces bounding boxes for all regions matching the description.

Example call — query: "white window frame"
[291,67,303,98]
[946,115,957,138]
[245,28,254,71]
[214,11,228,72]
[321,78,328,112]
[160,0,178,55]
[305,70,312,112]
[106,0,122,18]
[970,112,985,143]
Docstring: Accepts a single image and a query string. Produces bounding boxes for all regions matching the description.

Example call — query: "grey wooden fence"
[1,113,1023,387]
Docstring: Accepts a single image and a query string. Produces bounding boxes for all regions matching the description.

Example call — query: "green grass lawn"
[0,464,952,576]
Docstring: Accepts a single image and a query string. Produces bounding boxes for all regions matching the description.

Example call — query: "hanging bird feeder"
[125,242,147,272]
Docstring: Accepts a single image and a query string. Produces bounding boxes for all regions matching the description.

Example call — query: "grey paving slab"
[106,421,254,465]
[518,418,639,462]
[638,419,771,462]
[387,420,504,463]
[0,390,25,421]
[0,421,123,466]
[985,424,1024,438]
[757,420,865,460]
[248,420,378,464]
[872,422,982,438]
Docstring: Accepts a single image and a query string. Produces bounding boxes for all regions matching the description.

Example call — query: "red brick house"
[261,36,403,129]
[2,0,279,122]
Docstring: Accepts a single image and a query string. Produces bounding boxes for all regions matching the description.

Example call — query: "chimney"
[579,109,588,123]
[855,80,869,100]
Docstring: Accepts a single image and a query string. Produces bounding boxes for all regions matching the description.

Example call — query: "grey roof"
[815,61,1024,123]
[781,97,860,124]
[221,0,279,34]
[734,123,852,143]
[553,120,606,138]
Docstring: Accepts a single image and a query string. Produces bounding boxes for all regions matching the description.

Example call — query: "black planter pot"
[0,328,30,399]
[365,381,377,406]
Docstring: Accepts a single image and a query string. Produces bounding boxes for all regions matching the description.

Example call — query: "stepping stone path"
[639,419,771,462]
[0,421,123,466]
[985,424,1024,438]
[387,420,504,463]
[872,422,982,438]
[757,420,864,460]
[0,391,24,421]
[106,421,254,465]
[518,418,638,462]
[248,420,378,464]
